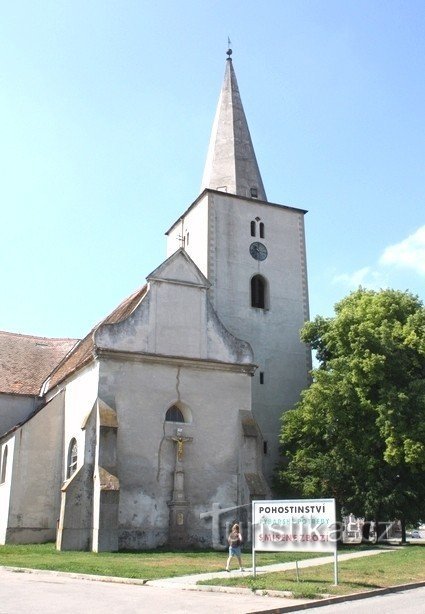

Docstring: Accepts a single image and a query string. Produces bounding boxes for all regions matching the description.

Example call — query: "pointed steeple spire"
[200,49,267,201]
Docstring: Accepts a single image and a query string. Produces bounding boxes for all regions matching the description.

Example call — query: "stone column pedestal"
[167,431,193,548]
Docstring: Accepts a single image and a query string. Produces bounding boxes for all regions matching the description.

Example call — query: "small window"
[251,275,266,309]
[259,372,264,384]
[67,438,78,479]
[1,445,8,483]
[250,187,258,198]
[166,405,185,423]
[250,221,256,237]
[263,441,268,455]
[259,222,265,239]
[186,232,189,246]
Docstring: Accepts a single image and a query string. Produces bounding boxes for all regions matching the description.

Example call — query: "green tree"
[277,288,425,538]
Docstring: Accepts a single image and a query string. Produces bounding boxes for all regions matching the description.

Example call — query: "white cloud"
[333,266,370,287]
[332,266,387,290]
[332,225,425,291]
[379,225,425,275]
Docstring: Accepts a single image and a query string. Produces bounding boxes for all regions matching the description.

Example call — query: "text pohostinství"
[257,505,326,514]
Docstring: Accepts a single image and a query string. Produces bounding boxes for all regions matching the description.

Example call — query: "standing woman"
[226,523,244,571]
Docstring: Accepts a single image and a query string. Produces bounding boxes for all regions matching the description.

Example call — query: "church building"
[0,51,310,551]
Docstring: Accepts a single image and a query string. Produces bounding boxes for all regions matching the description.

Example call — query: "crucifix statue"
[169,429,193,463]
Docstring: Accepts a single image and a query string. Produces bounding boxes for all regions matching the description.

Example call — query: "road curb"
[0,566,149,586]
[245,580,425,613]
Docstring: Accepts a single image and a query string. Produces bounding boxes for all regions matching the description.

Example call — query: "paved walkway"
[146,548,391,590]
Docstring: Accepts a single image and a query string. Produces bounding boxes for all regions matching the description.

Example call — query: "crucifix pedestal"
[166,431,193,548]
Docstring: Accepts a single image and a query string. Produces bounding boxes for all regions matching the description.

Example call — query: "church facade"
[0,52,310,551]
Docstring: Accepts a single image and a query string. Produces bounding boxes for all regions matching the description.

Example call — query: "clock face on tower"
[249,241,268,261]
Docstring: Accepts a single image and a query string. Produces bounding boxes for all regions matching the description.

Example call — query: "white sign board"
[252,498,337,553]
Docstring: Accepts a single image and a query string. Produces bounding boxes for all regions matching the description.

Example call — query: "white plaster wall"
[0,437,15,543]
[99,357,251,548]
[62,363,99,481]
[149,282,207,358]
[4,393,65,543]
[167,221,184,258]
[166,194,209,277]
[209,193,310,477]
[0,393,37,437]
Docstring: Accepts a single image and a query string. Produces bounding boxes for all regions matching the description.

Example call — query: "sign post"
[252,498,338,584]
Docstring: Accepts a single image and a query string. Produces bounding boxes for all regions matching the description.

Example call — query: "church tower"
[166,50,311,479]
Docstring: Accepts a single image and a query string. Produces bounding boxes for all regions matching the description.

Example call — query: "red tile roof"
[0,284,148,397]
[45,284,148,392]
[0,332,78,395]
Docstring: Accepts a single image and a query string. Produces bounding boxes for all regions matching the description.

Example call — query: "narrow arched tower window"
[259,222,265,239]
[251,275,266,309]
[67,438,78,479]
[250,221,256,237]
[1,445,8,483]
[165,405,185,423]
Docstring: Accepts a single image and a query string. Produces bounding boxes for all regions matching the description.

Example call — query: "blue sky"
[1,1,424,339]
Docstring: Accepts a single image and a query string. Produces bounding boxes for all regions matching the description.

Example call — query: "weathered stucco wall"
[3,392,65,544]
[62,363,100,482]
[99,356,253,549]
[97,249,253,366]
[211,193,310,478]
[166,193,209,276]
[57,401,97,552]
[55,364,100,551]
[0,437,15,543]
[0,393,37,437]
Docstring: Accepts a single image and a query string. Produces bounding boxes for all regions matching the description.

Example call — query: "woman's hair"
[231,523,240,533]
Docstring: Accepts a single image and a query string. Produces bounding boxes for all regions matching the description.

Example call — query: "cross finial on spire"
[227,37,232,60]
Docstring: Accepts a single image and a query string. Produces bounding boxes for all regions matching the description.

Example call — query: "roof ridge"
[0,330,78,342]
[43,283,149,393]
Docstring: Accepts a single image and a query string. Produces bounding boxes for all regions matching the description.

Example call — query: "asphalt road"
[306,586,425,614]
[0,568,303,614]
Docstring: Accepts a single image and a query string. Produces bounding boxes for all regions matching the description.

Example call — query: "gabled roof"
[0,331,77,395]
[44,284,148,392]
[147,248,210,289]
[200,52,267,201]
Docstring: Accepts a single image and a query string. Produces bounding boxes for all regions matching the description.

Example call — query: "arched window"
[67,438,78,479]
[165,405,185,423]
[251,275,267,309]
[1,445,8,483]
[251,219,265,238]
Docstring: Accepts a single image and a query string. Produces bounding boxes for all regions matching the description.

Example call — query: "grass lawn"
[198,545,425,599]
[0,543,325,580]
